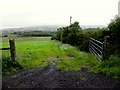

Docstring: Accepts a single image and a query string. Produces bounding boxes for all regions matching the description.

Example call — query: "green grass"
[90,56,120,79]
[2,55,22,74]
[1,37,96,73]
[2,36,51,43]
[1,37,120,79]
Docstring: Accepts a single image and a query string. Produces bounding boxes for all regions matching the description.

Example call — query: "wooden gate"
[89,36,109,62]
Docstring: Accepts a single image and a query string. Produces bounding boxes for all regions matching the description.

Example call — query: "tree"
[108,17,120,55]
[67,21,82,45]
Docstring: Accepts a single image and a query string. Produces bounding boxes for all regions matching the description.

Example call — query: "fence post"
[9,39,16,61]
[102,36,110,60]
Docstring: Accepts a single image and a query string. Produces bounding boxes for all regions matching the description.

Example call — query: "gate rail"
[89,36,109,62]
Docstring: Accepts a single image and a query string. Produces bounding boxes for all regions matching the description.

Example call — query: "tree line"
[12,31,55,37]
[51,17,120,57]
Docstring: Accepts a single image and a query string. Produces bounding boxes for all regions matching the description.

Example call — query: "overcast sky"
[0,0,119,29]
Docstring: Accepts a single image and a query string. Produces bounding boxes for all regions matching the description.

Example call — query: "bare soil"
[2,65,120,89]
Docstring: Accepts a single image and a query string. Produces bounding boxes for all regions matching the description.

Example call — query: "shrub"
[2,56,23,74]
[3,35,8,37]
[108,17,120,56]
[52,17,120,56]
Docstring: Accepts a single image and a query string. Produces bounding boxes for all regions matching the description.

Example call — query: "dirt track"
[2,65,120,88]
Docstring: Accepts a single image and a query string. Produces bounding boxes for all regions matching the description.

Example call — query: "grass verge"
[90,56,120,79]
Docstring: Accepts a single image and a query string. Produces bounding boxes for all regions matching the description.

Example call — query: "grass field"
[1,37,120,79]
[1,37,97,73]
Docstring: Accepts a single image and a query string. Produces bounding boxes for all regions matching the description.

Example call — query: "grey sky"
[0,0,119,29]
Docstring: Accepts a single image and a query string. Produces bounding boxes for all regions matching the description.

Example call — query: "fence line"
[89,36,109,62]
[0,39,16,61]
[0,48,10,50]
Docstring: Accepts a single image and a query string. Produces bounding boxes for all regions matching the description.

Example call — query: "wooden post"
[102,36,110,60]
[9,39,16,61]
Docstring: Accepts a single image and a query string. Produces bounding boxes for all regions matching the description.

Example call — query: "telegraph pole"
[70,16,72,25]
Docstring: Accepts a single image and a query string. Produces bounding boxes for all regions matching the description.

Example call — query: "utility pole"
[70,16,72,25]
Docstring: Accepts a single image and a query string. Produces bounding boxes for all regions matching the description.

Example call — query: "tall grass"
[2,55,22,74]
[90,56,120,79]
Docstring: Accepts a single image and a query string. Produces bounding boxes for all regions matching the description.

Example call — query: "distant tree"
[51,21,82,45]
[3,35,8,37]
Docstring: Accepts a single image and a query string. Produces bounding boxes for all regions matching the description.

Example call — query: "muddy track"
[2,65,120,88]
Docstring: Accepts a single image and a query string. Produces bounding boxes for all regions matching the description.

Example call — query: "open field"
[2,36,51,43]
[1,37,120,88]
[1,37,97,73]
[1,37,120,79]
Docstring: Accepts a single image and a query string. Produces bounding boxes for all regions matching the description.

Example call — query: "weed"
[90,56,120,79]
[2,55,22,74]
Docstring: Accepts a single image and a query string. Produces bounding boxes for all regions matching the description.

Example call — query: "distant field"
[2,37,51,43]
[1,37,96,72]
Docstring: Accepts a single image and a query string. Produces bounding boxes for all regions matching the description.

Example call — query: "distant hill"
[1,25,65,32]
[1,25,65,35]
[81,25,106,29]
[1,25,107,35]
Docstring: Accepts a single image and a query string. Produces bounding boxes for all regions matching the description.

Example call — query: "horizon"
[1,24,107,31]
